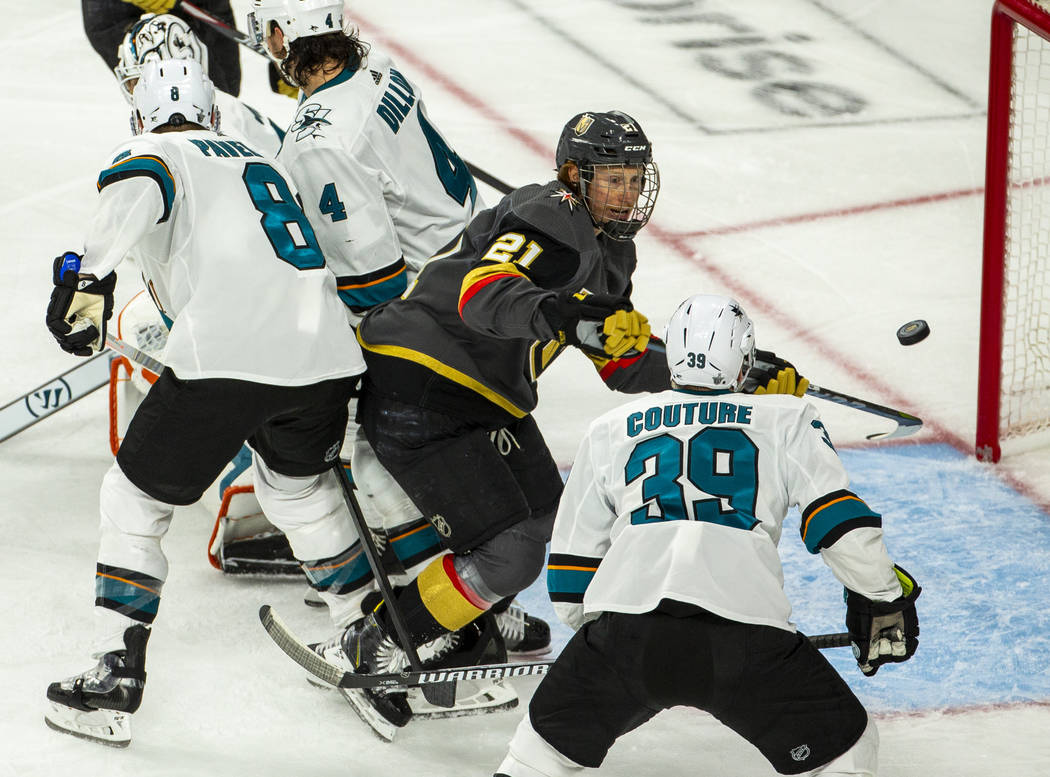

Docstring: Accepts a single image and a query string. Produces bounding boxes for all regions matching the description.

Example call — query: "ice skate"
[495,600,552,658]
[44,624,150,748]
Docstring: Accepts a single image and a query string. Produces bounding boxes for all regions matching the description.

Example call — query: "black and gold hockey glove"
[845,565,921,676]
[540,290,632,353]
[46,252,116,357]
[744,348,809,397]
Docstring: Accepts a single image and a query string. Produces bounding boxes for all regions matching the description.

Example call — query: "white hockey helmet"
[132,59,218,134]
[665,295,756,391]
[114,14,209,104]
[247,0,345,67]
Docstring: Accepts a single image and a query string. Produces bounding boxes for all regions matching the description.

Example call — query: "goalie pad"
[206,449,300,576]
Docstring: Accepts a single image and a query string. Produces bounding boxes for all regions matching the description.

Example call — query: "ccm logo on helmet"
[624,145,648,151]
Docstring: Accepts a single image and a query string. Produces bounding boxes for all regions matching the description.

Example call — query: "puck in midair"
[896,319,930,346]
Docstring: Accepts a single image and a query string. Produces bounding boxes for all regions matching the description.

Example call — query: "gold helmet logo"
[573,115,594,135]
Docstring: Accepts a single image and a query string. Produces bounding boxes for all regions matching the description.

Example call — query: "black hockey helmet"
[555,110,659,240]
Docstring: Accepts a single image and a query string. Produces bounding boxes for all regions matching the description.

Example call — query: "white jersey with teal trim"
[215,91,285,158]
[80,129,364,385]
[547,389,903,632]
[276,47,481,317]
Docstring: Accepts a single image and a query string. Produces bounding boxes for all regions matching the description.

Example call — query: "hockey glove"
[845,564,921,676]
[120,0,178,13]
[602,309,651,359]
[46,252,116,357]
[268,62,298,98]
[745,349,810,397]
[539,290,633,353]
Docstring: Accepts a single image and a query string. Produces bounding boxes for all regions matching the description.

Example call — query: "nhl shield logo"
[431,514,452,538]
[574,114,594,135]
[790,744,811,762]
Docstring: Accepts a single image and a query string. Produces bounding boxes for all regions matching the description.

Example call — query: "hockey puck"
[896,319,930,346]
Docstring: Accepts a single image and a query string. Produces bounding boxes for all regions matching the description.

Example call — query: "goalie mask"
[248,0,345,77]
[556,110,660,240]
[665,295,755,391]
[132,59,218,135]
[114,14,209,104]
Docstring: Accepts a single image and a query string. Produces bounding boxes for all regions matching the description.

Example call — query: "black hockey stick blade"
[260,605,851,690]
[804,383,922,441]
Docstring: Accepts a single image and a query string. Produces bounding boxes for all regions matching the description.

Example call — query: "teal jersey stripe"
[803,497,881,553]
[97,155,176,223]
[548,567,596,600]
[337,267,408,310]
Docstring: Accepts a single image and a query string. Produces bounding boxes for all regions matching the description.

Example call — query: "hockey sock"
[385,554,491,647]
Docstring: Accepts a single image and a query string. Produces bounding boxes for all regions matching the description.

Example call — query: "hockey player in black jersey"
[342,110,809,727]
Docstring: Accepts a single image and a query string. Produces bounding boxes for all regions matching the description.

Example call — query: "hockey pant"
[497,607,877,777]
[359,391,562,645]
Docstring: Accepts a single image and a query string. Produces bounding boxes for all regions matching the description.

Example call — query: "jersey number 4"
[625,428,759,531]
[242,162,325,270]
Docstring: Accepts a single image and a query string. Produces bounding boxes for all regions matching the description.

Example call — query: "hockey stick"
[260,604,850,689]
[176,1,268,56]
[0,351,114,443]
[329,461,458,708]
[805,384,922,441]
[104,333,165,376]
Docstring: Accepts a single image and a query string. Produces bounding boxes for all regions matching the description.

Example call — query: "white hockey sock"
[496,714,587,777]
[804,714,879,776]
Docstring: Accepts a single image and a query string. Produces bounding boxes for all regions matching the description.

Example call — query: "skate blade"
[409,679,518,719]
[338,688,399,743]
[44,702,131,748]
[509,645,553,660]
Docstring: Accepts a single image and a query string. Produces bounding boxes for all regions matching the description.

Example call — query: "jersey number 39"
[625,428,759,531]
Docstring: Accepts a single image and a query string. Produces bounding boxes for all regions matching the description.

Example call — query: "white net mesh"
[1003,9,1050,442]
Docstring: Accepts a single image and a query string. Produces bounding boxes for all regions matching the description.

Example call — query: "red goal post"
[978,0,1050,462]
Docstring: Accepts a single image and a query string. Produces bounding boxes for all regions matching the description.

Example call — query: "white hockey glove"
[46,252,116,357]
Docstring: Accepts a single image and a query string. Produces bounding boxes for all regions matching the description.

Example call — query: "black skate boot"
[339,613,415,733]
[493,599,552,658]
[44,624,150,747]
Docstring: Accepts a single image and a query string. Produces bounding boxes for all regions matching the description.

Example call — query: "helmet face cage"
[578,161,660,241]
[556,110,660,240]
[132,59,217,135]
[247,0,345,71]
[665,295,756,391]
[114,14,208,105]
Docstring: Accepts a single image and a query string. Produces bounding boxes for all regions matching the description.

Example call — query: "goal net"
[977,0,1050,461]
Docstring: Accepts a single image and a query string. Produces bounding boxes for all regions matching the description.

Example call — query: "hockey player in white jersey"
[109,11,311,580]
[42,59,367,747]
[495,294,921,777]
[245,1,550,729]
